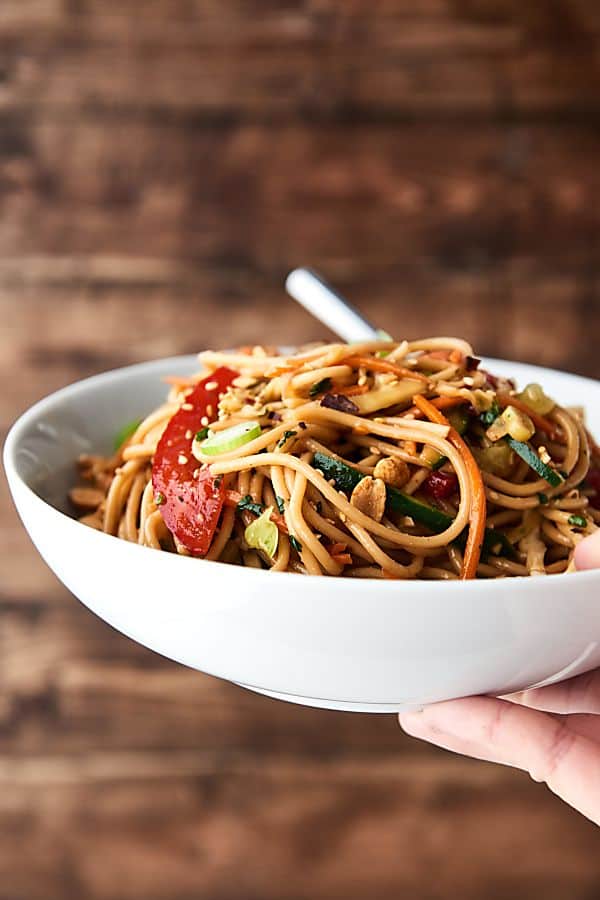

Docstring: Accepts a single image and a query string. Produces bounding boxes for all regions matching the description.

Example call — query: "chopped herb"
[278,430,297,447]
[480,402,500,427]
[275,495,286,515]
[214,475,223,488]
[309,377,333,398]
[154,491,166,506]
[195,427,209,442]
[289,535,303,553]
[113,419,142,451]
[321,393,359,414]
[568,514,587,529]
[237,494,265,517]
[537,492,549,505]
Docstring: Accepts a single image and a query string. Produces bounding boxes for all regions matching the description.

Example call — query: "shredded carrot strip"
[497,394,562,443]
[414,395,486,580]
[331,552,353,566]
[404,396,466,418]
[224,490,288,533]
[328,542,348,555]
[343,355,429,383]
[331,383,370,396]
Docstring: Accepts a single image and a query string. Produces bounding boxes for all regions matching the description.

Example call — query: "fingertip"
[574,530,600,571]
[398,708,425,735]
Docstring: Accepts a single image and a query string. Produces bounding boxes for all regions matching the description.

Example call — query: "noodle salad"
[71,338,600,580]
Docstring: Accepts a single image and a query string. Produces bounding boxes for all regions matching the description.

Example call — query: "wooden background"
[2,2,600,898]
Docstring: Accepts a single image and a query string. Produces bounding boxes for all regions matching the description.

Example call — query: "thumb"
[574,529,600,571]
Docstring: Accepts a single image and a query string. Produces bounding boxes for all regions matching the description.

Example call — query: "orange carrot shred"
[414,394,486,580]
[343,355,429,383]
[331,383,370,396]
[403,396,466,418]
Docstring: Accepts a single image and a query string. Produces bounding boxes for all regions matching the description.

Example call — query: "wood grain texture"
[2,1,600,898]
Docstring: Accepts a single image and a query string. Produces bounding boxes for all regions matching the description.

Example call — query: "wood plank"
[0,596,429,756]
[2,120,600,271]
[2,2,600,119]
[0,753,598,900]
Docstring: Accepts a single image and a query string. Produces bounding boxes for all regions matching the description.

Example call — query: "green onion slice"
[114,419,142,451]
[199,421,261,456]
[244,507,279,558]
[506,439,564,488]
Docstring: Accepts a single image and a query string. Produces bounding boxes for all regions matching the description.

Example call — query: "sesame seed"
[185,430,192,440]
[178,454,189,465]
[193,468,201,479]
[206,404,214,417]
[181,403,193,411]
[196,511,205,523]
[205,381,218,391]
[200,416,209,426]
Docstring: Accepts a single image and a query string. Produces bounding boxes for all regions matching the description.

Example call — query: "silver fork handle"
[285,268,378,343]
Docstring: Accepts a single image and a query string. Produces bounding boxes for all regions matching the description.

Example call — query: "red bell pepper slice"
[152,366,237,555]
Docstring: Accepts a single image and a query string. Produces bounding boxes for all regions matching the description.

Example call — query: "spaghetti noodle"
[71,339,600,579]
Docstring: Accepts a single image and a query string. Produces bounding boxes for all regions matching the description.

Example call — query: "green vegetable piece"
[309,377,333,398]
[195,427,209,442]
[237,494,265,517]
[446,406,470,435]
[278,430,297,448]
[289,535,302,553]
[275,495,286,515]
[568,514,587,529]
[480,402,500,427]
[244,507,278,558]
[312,451,513,557]
[313,452,362,494]
[114,419,142,451]
[518,383,555,416]
[472,443,514,478]
[537,492,549,505]
[200,421,261,456]
[506,438,564,487]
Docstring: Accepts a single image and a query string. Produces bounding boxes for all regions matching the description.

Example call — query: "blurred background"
[2,2,600,898]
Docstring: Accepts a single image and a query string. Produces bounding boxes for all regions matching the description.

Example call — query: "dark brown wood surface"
[2,2,600,899]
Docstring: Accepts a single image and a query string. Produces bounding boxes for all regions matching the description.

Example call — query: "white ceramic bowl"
[4,355,600,713]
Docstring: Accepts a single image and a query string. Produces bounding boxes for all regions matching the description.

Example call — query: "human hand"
[399,531,600,826]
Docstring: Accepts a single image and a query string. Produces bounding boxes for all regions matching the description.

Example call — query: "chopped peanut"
[350,476,386,522]
[69,486,105,511]
[373,456,410,489]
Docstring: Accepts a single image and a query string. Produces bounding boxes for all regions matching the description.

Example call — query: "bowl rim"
[4,352,600,593]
